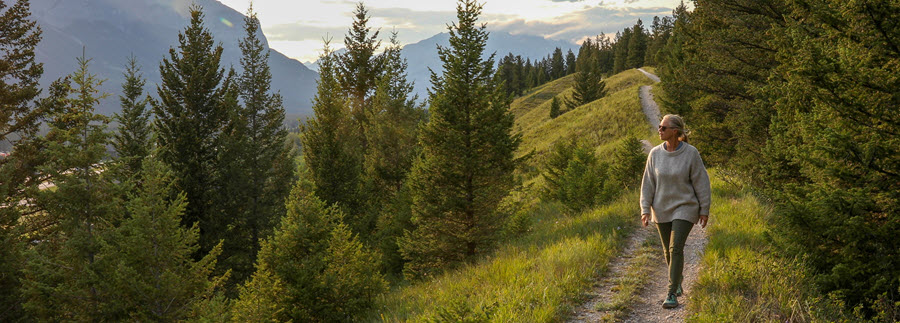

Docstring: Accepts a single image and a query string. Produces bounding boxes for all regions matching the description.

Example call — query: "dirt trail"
[567,226,657,322]
[568,69,709,322]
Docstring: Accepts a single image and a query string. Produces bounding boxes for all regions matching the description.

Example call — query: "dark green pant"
[656,219,694,296]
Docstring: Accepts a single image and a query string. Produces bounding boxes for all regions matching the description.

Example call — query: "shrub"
[541,138,614,212]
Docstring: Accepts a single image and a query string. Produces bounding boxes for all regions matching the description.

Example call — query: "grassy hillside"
[513,69,655,179]
[365,69,657,322]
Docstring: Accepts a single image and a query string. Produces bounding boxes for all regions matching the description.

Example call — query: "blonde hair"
[662,114,690,143]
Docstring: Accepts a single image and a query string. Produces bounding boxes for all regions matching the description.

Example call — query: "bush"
[609,135,646,190]
[232,187,386,322]
[541,138,614,212]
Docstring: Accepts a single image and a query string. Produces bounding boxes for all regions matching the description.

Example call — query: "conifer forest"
[0,0,897,321]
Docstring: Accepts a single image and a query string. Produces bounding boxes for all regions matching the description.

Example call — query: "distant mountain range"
[30,0,318,115]
[307,31,580,101]
[30,0,579,117]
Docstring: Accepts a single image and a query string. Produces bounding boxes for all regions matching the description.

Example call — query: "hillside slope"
[513,69,655,178]
[366,69,658,322]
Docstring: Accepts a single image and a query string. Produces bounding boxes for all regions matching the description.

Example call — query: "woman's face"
[658,119,677,141]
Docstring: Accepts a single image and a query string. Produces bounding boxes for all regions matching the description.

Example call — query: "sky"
[217,0,690,63]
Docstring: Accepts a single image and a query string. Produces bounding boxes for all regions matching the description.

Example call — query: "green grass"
[685,172,855,322]
[368,193,638,322]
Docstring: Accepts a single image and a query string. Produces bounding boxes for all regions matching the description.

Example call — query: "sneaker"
[662,293,678,309]
[676,284,683,296]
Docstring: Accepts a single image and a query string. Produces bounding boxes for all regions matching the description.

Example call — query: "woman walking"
[639,114,711,309]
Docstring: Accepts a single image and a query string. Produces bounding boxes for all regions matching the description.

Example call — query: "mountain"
[30,0,317,115]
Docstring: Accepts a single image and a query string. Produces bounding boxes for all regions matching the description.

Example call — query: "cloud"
[262,2,675,53]
[489,5,673,44]
[264,7,463,48]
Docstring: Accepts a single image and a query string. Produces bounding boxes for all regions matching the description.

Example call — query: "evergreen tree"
[565,49,576,75]
[609,136,646,189]
[497,53,523,97]
[550,47,565,79]
[213,6,295,286]
[567,47,607,110]
[626,19,648,68]
[656,2,694,117]
[0,0,43,319]
[549,96,561,119]
[232,187,386,321]
[523,58,535,88]
[644,16,673,66]
[100,156,228,321]
[22,55,121,321]
[541,138,611,212]
[399,0,522,279]
[595,33,615,74]
[338,2,381,153]
[762,1,900,316]
[301,43,361,213]
[365,33,426,269]
[112,55,151,179]
[613,29,631,73]
[152,5,238,256]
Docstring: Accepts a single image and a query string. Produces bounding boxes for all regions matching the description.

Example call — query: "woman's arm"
[639,153,656,219]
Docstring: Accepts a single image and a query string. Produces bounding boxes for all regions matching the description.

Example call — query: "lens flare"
[220,17,233,27]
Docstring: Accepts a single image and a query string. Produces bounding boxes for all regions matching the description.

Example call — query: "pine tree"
[567,46,607,110]
[364,33,423,198]
[609,136,646,189]
[565,49,577,75]
[626,19,648,68]
[656,2,694,117]
[0,0,43,319]
[595,33,615,74]
[152,5,237,256]
[99,156,228,321]
[550,47,565,79]
[301,43,361,213]
[762,1,900,315]
[112,55,151,179]
[232,187,386,321]
[541,138,610,212]
[549,96,561,118]
[644,16,673,66]
[22,54,121,320]
[613,29,631,73]
[214,6,295,286]
[365,32,426,272]
[338,2,381,153]
[399,0,522,279]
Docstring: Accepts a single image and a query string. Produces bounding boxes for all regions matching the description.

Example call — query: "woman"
[639,114,711,309]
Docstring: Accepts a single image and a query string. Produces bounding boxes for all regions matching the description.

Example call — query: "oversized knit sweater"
[640,142,711,224]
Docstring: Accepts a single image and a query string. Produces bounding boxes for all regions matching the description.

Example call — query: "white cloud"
[218,0,686,61]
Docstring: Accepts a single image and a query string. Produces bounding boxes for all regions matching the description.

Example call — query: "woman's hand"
[699,215,709,228]
[641,213,650,227]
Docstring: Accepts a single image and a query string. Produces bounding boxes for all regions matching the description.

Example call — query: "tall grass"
[367,192,639,322]
[687,173,861,322]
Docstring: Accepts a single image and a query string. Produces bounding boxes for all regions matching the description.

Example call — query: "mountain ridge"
[31,0,318,115]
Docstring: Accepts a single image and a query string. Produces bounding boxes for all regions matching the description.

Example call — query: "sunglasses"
[658,125,678,131]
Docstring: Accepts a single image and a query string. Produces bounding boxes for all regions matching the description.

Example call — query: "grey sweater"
[640,142,711,224]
